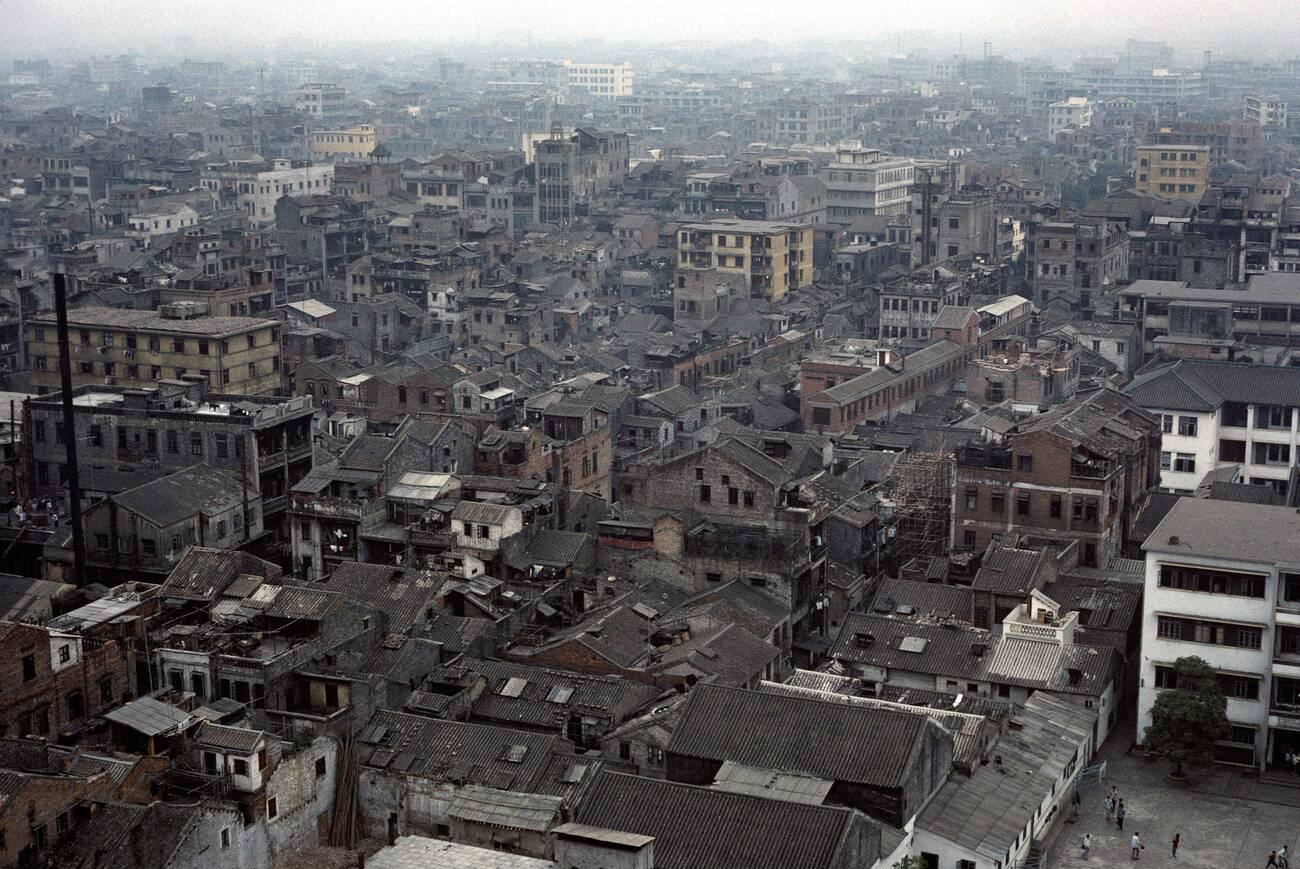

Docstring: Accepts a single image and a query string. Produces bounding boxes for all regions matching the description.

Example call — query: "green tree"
[1143,656,1230,777]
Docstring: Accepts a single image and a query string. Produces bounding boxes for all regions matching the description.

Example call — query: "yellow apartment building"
[677,219,814,302]
[26,305,282,395]
[310,124,377,162]
[1135,145,1210,200]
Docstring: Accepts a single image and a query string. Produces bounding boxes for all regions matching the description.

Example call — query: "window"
[990,490,1005,514]
[233,759,249,776]
[173,338,185,353]
[191,433,203,456]
[166,430,179,453]
[22,653,36,681]
[315,756,328,778]
[1016,492,1030,515]
[198,340,209,355]
[1161,414,1173,434]
[1049,495,1062,518]
[1157,615,1262,649]
[100,675,113,704]
[67,690,84,719]
[1160,451,1172,471]
[221,829,231,850]
[95,533,109,551]
[698,485,711,503]
[266,797,278,820]
[963,529,976,548]
[215,434,228,459]
[1173,453,1196,474]
[743,491,755,507]
[58,644,70,663]
[1159,565,1265,597]
[398,386,407,404]
[1017,454,1033,473]
[1178,416,1198,437]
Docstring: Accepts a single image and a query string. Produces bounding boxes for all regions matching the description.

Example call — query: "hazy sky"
[5,0,1299,58]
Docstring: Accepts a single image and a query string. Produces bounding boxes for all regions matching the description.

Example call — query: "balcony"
[261,494,288,514]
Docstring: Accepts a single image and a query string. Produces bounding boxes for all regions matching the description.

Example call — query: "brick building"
[951,388,1160,566]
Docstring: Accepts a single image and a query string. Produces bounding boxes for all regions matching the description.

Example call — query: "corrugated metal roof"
[447,785,562,832]
[712,761,834,805]
[105,697,194,737]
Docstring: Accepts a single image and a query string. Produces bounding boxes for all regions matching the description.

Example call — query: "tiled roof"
[440,659,658,729]
[324,563,443,634]
[668,683,927,788]
[111,464,245,527]
[916,692,1094,863]
[194,722,265,753]
[574,771,861,869]
[340,435,398,471]
[160,548,280,600]
[357,709,563,792]
[871,578,973,622]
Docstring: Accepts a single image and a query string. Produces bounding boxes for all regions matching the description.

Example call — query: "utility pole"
[53,272,87,585]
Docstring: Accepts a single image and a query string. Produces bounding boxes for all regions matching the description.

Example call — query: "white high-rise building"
[1139,499,1300,770]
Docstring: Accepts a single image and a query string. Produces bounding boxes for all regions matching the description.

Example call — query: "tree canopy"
[1143,655,1230,775]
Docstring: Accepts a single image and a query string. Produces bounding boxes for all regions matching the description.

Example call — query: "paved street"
[1048,716,1300,869]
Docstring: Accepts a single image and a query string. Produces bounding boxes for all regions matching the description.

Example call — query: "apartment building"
[951,389,1161,566]
[534,127,629,224]
[1135,145,1210,201]
[820,148,915,224]
[561,61,634,98]
[1244,95,1288,129]
[1139,499,1300,769]
[309,124,377,162]
[199,158,334,225]
[1026,219,1130,307]
[1125,360,1300,497]
[25,304,282,395]
[294,83,348,120]
[676,219,814,302]
[26,378,313,532]
[1048,97,1092,139]
[1115,274,1300,360]
[764,99,851,146]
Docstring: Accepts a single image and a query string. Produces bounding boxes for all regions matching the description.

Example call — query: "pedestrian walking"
[1105,793,1114,818]
[1279,845,1290,869]
[1293,753,1300,777]
[1081,834,1091,859]
[1171,833,1180,858]
[1117,800,1126,831]
[1132,833,1143,860]
[1268,850,1280,868]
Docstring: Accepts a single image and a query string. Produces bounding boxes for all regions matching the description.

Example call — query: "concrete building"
[199,159,335,226]
[26,378,313,535]
[534,128,629,225]
[294,83,348,120]
[1135,145,1210,201]
[309,124,377,162]
[1124,359,1300,497]
[1048,96,1092,139]
[821,149,915,225]
[1115,274,1300,360]
[1244,95,1288,129]
[1026,219,1130,307]
[562,61,634,98]
[25,305,282,395]
[676,219,814,302]
[1138,499,1300,770]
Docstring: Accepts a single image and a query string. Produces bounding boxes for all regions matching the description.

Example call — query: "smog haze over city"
[6,2,1300,869]
[5,0,1300,58]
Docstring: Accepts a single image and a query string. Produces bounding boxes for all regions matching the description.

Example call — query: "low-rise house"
[910,692,1095,869]
[573,770,880,869]
[666,683,953,828]
[80,464,262,582]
